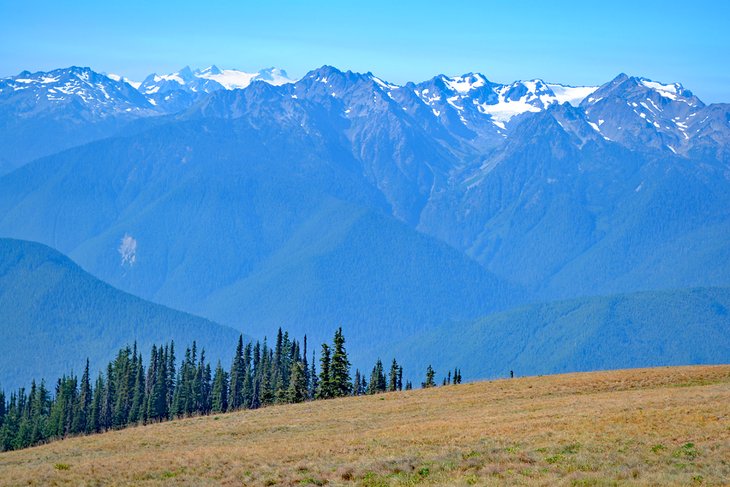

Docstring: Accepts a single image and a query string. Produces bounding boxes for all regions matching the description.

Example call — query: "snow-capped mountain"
[1,64,728,176]
[137,65,295,111]
[139,66,223,95]
[140,65,294,95]
[196,65,293,89]
[411,74,598,125]
[581,73,706,153]
[0,66,156,174]
[0,66,153,116]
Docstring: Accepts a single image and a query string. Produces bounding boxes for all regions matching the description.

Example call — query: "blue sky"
[1,0,729,102]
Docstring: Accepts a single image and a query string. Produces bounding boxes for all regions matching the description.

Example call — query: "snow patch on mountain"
[640,79,681,100]
[141,66,296,94]
[443,74,488,93]
[547,84,599,106]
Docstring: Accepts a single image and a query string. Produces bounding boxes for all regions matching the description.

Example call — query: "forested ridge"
[0,327,459,452]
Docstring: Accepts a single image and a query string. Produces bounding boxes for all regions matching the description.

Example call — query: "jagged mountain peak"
[197,65,222,76]
[0,66,154,114]
[440,73,492,93]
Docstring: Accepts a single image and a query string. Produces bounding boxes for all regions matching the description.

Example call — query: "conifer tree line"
[0,327,460,452]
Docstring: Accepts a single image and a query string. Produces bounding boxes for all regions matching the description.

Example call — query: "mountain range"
[0,64,728,385]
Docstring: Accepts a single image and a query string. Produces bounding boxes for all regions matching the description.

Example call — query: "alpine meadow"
[0,1,728,485]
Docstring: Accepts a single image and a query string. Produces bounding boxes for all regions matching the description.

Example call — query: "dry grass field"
[0,365,728,486]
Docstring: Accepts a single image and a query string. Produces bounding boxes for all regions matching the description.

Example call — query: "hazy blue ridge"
[390,287,730,382]
[0,238,243,392]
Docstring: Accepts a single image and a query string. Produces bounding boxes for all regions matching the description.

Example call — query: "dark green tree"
[423,365,436,388]
[88,374,104,433]
[330,328,351,397]
[368,359,386,394]
[316,343,332,399]
[308,351,318,400]
[101,364,115,430]
[128,357,146,424]
[72,359,92,434]
[229,335,245,411]
[211,362,229,413]
[286,361,308,404]
[353,369,362,396]
[388,359,399,392]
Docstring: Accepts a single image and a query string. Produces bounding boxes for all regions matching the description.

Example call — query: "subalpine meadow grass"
[0,365,728,486]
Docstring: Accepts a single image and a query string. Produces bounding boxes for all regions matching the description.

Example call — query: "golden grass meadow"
[0,365,728,486]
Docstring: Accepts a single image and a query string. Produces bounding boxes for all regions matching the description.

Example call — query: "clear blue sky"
[1,0,729,102]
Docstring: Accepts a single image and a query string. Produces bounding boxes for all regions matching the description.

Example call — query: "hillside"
[0,366,727,486]
[0,114,514,352]
[391,287,730,380]
[0,238,242,391]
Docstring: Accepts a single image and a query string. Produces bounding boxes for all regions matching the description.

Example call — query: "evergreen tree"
[330,328,352,397]
[211,362,229,413]
[111,347,133,428]
[101,364,115,430]
[88,374,104,433]
[302,336,309,397]
[166,342,176,415]
[241,342,253,409]
[199,354,212,415]
[0,390,5,428]
[316,343,332,399]
[422,365,436,388]
[72,359,92,434]
[368,359,386,394]
[29,380,49,445]
[308,351,318,400]
[260,341,274,406]
[229,335,245,411]
[129,357,146,424]
[250,379,261,410]
[353,369,361,396]
[147,346,168,422]
[286,361,308,404]
[397,366,403,391]
[388,359,399,392]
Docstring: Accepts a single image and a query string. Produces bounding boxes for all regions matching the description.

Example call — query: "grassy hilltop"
[0,365,728,486]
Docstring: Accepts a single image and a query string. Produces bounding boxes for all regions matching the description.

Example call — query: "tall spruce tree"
[147,346,168,422]
[330,328,352,397]
[368,359,386,394]
[101,363,114,430]
[388,359,399,392]
[211,362,229,413]
[353,369,362,396]
[241,343,253,410]
[72,359,91,434]
[308,351,318,400]
[166,342,176,414]
[302,335,309,396]
[286,361,308,404]
[229,335,245,411]
[423,365,436,388]
[316,343,332,399]
[88,374,104,433]
[128,358,146,424]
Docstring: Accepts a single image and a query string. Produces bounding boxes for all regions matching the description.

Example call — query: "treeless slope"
[1,366,728,486]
